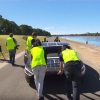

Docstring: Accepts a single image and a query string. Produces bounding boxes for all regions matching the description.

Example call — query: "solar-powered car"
[24,42,86,83]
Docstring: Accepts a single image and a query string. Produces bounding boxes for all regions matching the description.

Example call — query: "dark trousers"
[64,61,82,100]
[9,50,16,64]
[65,75,81,100]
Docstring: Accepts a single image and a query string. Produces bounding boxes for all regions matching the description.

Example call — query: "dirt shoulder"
[60,38,100,66]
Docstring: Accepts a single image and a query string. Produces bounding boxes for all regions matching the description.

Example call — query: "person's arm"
[5,40,7,46]
[43,48,47,64]
[57,53,64,75]
[31,54,33,61]
[13,38,17,45]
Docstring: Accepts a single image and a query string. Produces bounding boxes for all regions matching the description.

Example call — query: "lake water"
[59,36,100,46]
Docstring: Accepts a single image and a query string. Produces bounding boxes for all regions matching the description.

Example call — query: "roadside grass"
[0,35,47,59]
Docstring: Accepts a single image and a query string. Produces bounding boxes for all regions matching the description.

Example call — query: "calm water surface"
[59,36,100,46]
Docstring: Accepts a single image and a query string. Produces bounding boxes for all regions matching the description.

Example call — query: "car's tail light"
[46,70,49,72]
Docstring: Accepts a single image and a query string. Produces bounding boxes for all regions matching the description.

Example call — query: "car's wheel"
[25,73,34,84]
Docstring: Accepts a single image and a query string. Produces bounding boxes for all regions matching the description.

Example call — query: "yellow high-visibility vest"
[62,49,80,63]
[54,40,60,42]
[42,40,48,42]
[30,46,46,69]
[6,37,16,50]
[26,36,34,52]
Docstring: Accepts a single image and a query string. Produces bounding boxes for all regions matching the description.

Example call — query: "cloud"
[45,27,54,29]
[61,27,67,28]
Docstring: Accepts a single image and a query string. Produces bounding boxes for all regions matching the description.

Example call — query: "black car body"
[24,42,86,83]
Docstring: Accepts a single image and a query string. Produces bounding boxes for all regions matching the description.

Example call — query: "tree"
[19,24,33,35]
[0,15,3,33]
[0,15,51,36]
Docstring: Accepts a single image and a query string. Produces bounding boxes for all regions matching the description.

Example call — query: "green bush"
[46,36,50,38]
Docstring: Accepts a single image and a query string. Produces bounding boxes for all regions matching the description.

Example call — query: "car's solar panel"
[47,58,60,68]
[42,42,69,46]
[41,42,47,46]
[48,42,57,46]
[57,42,68,45]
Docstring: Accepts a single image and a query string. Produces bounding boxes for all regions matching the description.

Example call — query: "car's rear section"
[46,54,60,75]
[24,42,86,83]
[24,54,61,83]
[24,58,86,83]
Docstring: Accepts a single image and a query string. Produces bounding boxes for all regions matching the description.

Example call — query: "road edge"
[0,51,25,69]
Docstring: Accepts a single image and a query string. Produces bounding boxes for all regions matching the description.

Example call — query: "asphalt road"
[0,37,100,100]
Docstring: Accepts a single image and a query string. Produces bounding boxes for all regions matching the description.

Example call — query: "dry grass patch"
[0,35,47,59]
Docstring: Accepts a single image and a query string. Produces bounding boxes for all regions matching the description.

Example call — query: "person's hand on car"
[57,70,63,75]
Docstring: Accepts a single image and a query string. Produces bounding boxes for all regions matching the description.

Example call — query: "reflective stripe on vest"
[55,40,60,42]
[30,46,46,69]
[6,37,16,50]
[26,36,34,51]
[62,49,80,63]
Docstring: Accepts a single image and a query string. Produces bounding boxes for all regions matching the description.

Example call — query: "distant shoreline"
[58,36,100,37]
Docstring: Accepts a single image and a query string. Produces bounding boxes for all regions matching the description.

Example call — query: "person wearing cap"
[30,39,47,100]
[6,33,17,65]
[54,36,60,42]
[26,32,37,53]
[42,38,48,42]
[58,44,82,100]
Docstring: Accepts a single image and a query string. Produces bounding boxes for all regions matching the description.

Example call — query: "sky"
[0,0,100,35]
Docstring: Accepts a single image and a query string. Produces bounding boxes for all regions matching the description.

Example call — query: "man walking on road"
[6,33,17,65]
[58,44,82,100]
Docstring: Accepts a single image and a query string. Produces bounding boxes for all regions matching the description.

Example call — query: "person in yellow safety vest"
[54,36,60,42]
[6,33,17,66]
[26,32,37,53]
[30,40,47,100]
[42,38,48,42]
[58,45,82,100]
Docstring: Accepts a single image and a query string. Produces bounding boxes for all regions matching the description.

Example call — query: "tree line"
[69,32,100,36]
[53,32,100,36]
[0,15,51,36]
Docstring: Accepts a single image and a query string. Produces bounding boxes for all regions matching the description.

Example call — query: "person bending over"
[30,40,47,100]
[58,45,82,100]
